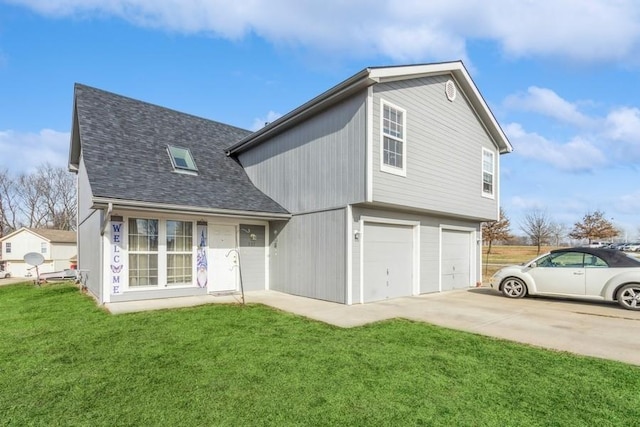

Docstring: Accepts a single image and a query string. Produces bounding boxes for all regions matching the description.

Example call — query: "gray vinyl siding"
[77,156,94,228]
[76,157,102,301]
[372,75,500,221]
[269,209,346,303]
[78,207,102,301]
[238,93,368,214]
[239,224,266,291]
[350,206,481,303]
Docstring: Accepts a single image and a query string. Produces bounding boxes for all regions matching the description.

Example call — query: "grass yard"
[1,282,640,426]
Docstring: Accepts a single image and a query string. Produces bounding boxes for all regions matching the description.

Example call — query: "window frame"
[124,216,196,291]
[380,99,407,177]
[167,145,198,174]
[127,217,160,288]
[482,148,495,199]
[166,220,194,286]
[5,242,11,254]
[41,242,47,254]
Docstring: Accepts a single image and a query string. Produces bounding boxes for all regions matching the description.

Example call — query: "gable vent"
[445,80,457,102]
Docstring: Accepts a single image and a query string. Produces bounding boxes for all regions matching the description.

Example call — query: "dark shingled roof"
[72,84,288,215]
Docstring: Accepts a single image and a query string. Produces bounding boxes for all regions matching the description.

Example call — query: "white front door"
[209,225,238,293]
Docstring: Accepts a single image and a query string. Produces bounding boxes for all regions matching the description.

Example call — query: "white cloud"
[7,0,640,64]
[504,87,593,128]
[616,190,640,215]
[0,129,70,174]
[604,107,640,143]
[505,123,606,172]
[250,111,282,131]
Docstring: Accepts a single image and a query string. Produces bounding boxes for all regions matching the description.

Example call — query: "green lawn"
[1,283,639,426]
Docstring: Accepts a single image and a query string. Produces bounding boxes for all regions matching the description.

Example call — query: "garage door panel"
[441,230,472,291]
[363,223,413,303]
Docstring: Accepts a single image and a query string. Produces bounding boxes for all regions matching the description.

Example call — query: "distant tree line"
[0,164,76,237]
[482,208,619,255]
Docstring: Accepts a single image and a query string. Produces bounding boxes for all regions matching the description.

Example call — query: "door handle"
[573,271,584,275]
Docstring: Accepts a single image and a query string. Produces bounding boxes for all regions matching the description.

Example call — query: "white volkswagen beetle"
[490,247,640,310]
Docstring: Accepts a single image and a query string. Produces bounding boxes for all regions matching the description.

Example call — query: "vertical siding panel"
[269,209,346,303]
[238,224,266,291]
[238,92,367,214]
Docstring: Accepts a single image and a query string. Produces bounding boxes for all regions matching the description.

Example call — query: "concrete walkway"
[105,288,640,366]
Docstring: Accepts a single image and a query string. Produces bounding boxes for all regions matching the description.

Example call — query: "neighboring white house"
[0,228,77,277]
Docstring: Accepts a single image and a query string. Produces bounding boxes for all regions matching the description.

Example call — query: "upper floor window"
[380,100,407,176]
[41,242,47,254]
[167,145,198,174]
[5,243,11,254]
[482,148,495,198]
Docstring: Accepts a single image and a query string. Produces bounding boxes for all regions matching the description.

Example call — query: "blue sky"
[1,0,640,239]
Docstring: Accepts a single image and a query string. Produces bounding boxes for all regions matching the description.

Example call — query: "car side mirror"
[529,261,537,268]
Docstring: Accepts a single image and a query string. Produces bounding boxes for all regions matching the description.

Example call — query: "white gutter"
[100,202,113,236]
[92,197,291,220]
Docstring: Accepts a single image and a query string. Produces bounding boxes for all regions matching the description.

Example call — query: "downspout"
[100,202,113,236]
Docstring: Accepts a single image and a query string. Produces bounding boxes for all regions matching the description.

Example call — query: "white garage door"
[363,223,413,303]
[441,229,472,291]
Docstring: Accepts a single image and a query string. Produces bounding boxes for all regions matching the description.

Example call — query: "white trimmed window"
[127,217,196,289]
[482,148,495,198]
[380,100,407,176]
[41,242,47,254]
[166,220,193,285]
[128,218,159,287]
[5,243,11,254]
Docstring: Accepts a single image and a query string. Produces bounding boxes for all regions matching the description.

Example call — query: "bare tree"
[481,207,512,273]
[549,222,567,247]
[17,173,48,228]
[569,210,618,244]
[36,164,77,230]
[520,209,553,254]
[1,164,77,232]
[0,168,21,235]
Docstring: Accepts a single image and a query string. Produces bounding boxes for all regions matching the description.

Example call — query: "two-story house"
[69,61,511,305]
[0,227,77,277]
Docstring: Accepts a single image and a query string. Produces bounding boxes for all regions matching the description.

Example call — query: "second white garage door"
[441,229,472,291]
[363,223,413,303]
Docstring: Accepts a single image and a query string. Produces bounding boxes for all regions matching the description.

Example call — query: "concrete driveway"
[106,287,640,366]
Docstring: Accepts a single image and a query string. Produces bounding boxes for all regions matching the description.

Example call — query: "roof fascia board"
[68,93,81,172]
[449,68,513,154]
[92,197,292,220]
[227,69,374,155]
[368,61,465,82]
[449,73,510,154]
[0,227,28,242]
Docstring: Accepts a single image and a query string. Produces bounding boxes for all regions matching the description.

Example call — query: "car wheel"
[617,284,640,310]
[501,277,527,298]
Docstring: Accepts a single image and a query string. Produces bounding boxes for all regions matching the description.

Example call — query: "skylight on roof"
[167,145,198,173]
